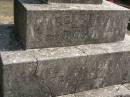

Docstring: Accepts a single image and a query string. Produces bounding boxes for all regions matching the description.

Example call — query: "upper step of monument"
[21,0,102,4]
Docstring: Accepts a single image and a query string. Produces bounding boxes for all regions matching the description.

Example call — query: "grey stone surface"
[1,34,130,97]
[58,84,130,97]
[21,0,103,4]
[14,0,130,49]
[48,0,102,4]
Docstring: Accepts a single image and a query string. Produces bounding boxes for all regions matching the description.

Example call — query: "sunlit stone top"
[21,0,102,4]
[48,0,102,4]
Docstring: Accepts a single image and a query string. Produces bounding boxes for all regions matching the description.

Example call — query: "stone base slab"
[21,0,103,4]
[14,0,130,49]
[1,34,130,97]
[48,0,102,4]
[58,83,130,97]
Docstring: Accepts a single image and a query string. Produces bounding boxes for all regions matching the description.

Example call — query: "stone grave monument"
[0,0,130,97]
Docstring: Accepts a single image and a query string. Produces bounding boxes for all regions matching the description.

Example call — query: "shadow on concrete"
[0,24,23,51]
[127,19,130,31]
[127,19,130,35]
[20,0,48,4]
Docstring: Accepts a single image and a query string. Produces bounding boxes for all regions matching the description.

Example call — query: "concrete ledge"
[1,34,130,97]
[48,0,102,4]
[21,0,103,4]
[15,0,130,49]
[58,83,130,97]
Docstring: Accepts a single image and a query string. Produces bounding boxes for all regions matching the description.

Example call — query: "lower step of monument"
[15,0,129,49]
[1,34,130,97]
[22,0,103,4]
[58,83,130,97]
[48,0,102,4]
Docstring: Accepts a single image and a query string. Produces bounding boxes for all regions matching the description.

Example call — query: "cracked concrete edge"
[0,34,130,97]
[31,51,57,97]
[0,50,56,97]
[58,83,130,97]
[32,50,56,97]
[1,34,130,65]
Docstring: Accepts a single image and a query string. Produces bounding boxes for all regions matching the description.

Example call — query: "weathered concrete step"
[58,83,130,97]
[14,0,130,49]
[48,0,102,4]
[21,0,102,4]
[1,34,130,97]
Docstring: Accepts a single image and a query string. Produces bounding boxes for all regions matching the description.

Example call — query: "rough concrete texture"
[1,34,130,97]
[21,0,103,4]
[48,0,102,4]
[14,0,130,49]
[1,1,130,97]
[58,84,130,97]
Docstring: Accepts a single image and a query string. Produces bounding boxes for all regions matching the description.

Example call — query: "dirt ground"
[0,0,13,24]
